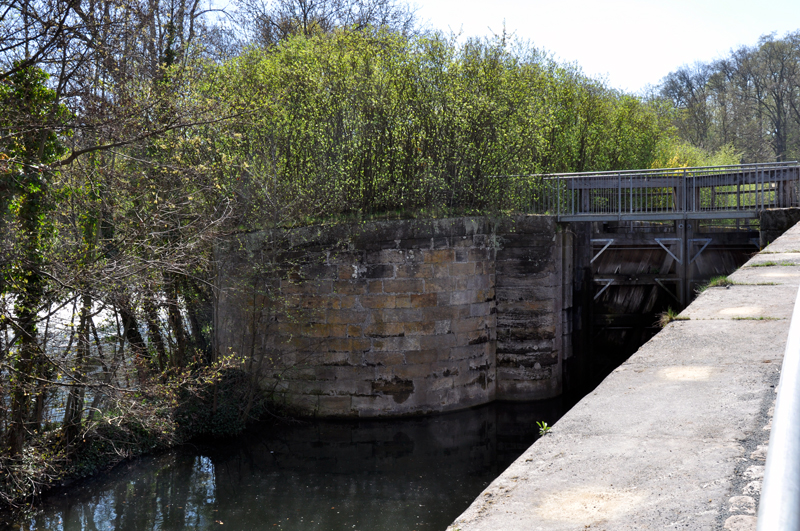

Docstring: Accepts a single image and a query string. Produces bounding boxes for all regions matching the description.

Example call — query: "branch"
[53,113,243,167]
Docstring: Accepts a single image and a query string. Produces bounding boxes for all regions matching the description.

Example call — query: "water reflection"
[11,398,569,531]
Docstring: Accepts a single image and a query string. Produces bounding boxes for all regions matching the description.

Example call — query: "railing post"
[618,172,622,221]
[630,174,633,214]
[682,169,687,215]
[557,176,561,219]
[757,286,800,530]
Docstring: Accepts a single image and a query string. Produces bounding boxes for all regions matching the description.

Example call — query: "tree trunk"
[62,293,91,447]
[7,181,46,456]
[144,298,167,373]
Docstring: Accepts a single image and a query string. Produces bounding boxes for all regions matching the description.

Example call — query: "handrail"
[536,161,800,180]
[757,285,800,530]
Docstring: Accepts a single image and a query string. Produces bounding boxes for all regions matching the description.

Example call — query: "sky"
[415,0,800,93]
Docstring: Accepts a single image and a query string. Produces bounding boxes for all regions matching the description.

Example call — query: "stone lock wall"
[215,215,571,417]
[495,216,571,400]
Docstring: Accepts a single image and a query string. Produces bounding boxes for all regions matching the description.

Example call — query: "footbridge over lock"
[215,162,800,418]
[523,162,800,381]
[534,161,800,305]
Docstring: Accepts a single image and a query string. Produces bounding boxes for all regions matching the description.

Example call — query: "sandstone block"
[405,349,439,364]
[360,294,396,309]
[384,279,424,293]
[411,293,437,308]
[394,364,434,379]
[332,281,368,295]
[404,321,436,335]
[365,351,405,367]
[395,263,433,278]
[432,264,451,278]
[328,324,348,338]
[323,351,350,366]
[364,322,405,337]
[424,249,456,263]
[317,395,352,415]
[366,249,407,264]
[326,337,371,352]
[424,277,452,293]
[450,290,477,306]
[381,308,423,323]
[450,262,476,276]
[326,309,368,325]
[372,336,420,352]
[419,334,456,350]
[395,295,412,308]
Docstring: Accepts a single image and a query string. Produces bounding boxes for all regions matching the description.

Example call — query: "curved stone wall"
[215,215,570,416]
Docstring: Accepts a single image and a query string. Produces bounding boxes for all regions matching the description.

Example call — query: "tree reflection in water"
[14,398,569,531]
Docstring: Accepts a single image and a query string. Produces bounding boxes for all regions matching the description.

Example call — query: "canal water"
[7,396,576,531]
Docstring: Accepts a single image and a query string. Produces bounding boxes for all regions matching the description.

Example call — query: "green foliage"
[536,421,551,436]
[207,30,673,227]
[706,275,735,288]
[0,64,71,169]
[651,138,741,169]
[658,307,689,327]
[748,261,797,267]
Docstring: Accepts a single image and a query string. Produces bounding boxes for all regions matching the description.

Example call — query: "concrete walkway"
[448,223,800,531]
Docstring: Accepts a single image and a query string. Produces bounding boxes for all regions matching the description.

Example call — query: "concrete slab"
[680,285,795,320]
[448,222,800,531]
[729,264,800,286]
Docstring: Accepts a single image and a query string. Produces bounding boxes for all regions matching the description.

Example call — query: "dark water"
[10,398,574,531]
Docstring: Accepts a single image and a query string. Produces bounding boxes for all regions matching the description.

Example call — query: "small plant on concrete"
[696,275,735,294]
[537,421,551,436]
[706,275,735,287]
[749,261,796,267]
[659,307,688,327]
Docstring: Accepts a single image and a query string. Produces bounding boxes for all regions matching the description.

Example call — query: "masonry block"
[383,279,424,293]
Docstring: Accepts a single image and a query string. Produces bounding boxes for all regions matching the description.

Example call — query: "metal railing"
[758,285,800,530]
[520,162,800,222]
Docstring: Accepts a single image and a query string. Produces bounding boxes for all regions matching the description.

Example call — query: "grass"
[706,275,735,288]
[731,316,782,321]
[696,275,736,294]
[659,307,689,327]
[748,261,798,267]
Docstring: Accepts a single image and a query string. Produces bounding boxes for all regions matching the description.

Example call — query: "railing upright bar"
[682,169,687,216]
[630,175,633,214]
[557,176,561,219]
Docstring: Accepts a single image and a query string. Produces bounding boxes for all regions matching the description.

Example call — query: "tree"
[0,64,70,455]
[235,0,417,46]
[660,30,800,163]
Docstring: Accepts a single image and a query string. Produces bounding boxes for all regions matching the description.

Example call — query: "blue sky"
[415,0,800,93]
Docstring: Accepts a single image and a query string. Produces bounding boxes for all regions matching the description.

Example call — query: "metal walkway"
[526,162,800,222]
